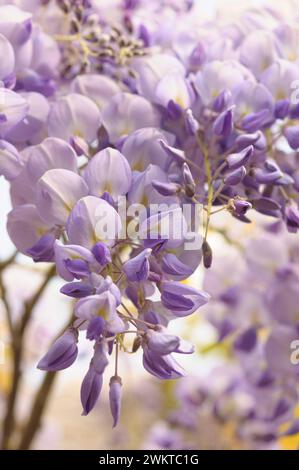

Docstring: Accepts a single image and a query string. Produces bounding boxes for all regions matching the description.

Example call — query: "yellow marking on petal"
[288,52,297,62]
[132,161,144,172]
[276,90,286,101]
[175,95,186,109]
[97,307,108,320]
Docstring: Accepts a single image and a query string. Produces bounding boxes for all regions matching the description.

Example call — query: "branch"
[18,371,57,450]
[0,251,18,344]
[18,313,75,450]
[0,272,15,346]
[1,264,56,450]
[0,251,17,272]
[18,265,56,337]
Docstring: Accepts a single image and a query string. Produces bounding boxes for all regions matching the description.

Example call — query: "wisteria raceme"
[0,0,298,430]
[144,225,299,450]
[202,227,299,447]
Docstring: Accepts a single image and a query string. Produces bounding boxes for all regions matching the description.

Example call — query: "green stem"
[196,134,213,242]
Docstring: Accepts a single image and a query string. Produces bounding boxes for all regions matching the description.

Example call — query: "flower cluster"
[144,223,299,449]
[0,0,298,427]
[201,223,299,445]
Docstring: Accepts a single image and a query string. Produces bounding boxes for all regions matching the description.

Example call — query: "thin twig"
[0,251,17,272]
[0,251,18,342]
[1,265,56,449]
[18,265,56,337]
[18,313,74,450]
[114,340,119,376]
[18,371,57,450]
[0,272,15,345]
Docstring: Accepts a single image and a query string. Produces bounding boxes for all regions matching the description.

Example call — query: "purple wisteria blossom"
[0,0,298,432]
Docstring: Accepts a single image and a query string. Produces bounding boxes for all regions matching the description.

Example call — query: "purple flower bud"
[81,341,108,415]
[277,173,294,186]
[253,132,267,151]
[37,328,78,371]
[162,253,193,279]
[80,366,103,416]
[123,0,139,10]
[256,370,275,388]
[212,90,232,113]
[123,248,151,282]
[182,163,196,197]
[86,317,105,341]
[189,42,205,68]
[219,286,240,307]
[146,329,180,355]
[235,132,261,151]
[254,160,282,184]
[283,420,299,437]
[241,109,273,133]
[143,348,186,380]
[184,108,199,135]
[91,242,111,266]
[16,18,32,45]
[158,140,186,165]
[143,310,160,325]
[26,232,56,262]
[138,24,150,47]
[284,125,299,150]
[161,281,210,316]
[224,166,246,186]
[152,180,181,196]
[250,197,281,216]
[143,237,167,253]
[167,99,182,119]
[213,107,233,137]
[109,375,122,427]
[230,199,252,217]
[272,400,290,421]
[234,328,257,353]
[100,191,116,207]
[227,146,253,170]
[3,72,16,89]
[17,70,55,97]
[285,205,299,233]
[60,281,95,298]
[274,99,290,119]
[65,258,90,279]
[202,240,213,269]
[265,220,283,234]
[243,174,259,190]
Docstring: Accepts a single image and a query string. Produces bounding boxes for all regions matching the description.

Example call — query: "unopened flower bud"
[132,335,142,353]
[109,375,122,427]
[182,163,196,197]
[202,240,213,269]
[37,328,78,371]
